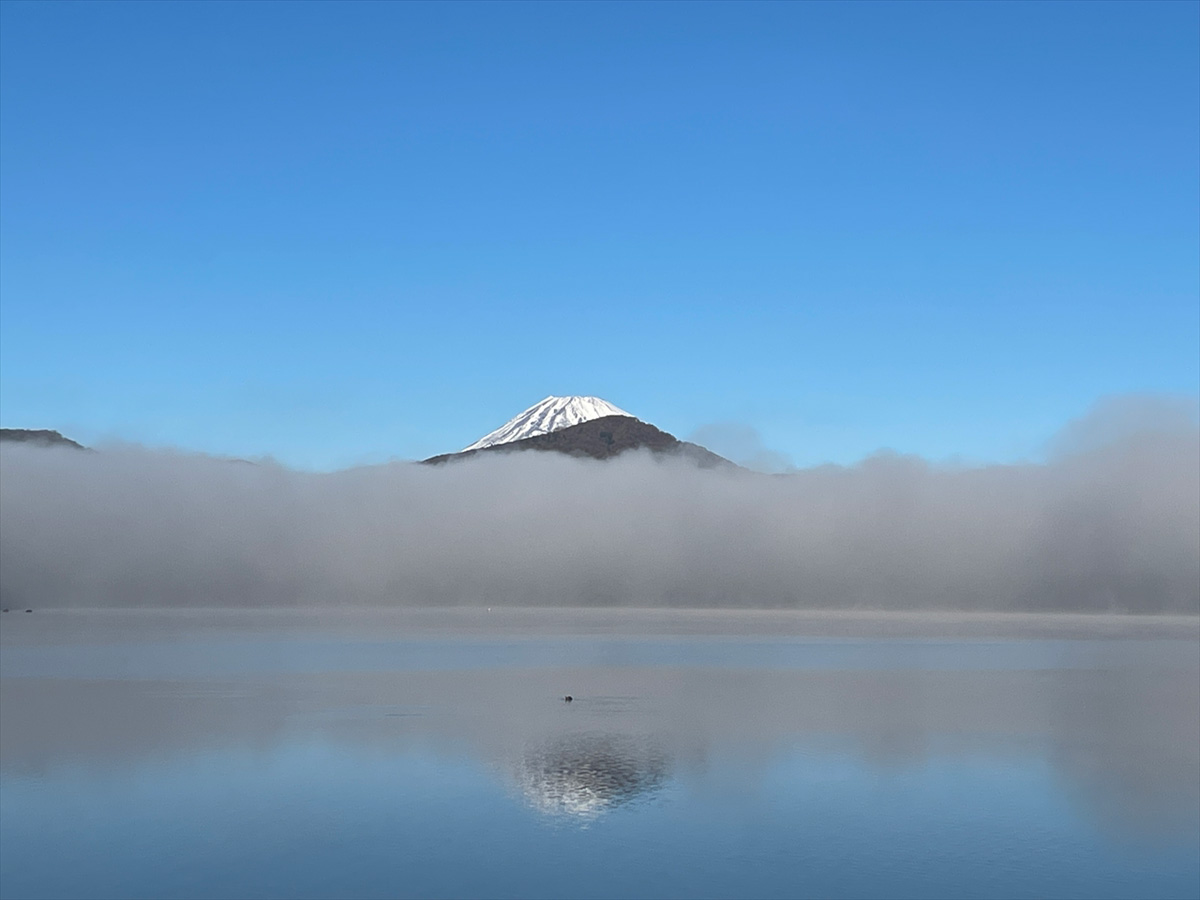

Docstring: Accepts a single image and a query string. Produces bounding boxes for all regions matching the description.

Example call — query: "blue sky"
[1,1,1196,469]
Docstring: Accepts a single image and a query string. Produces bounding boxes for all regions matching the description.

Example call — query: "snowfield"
[463,395,633,451]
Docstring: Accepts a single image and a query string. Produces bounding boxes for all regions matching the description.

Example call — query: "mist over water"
[1,396,1196,612]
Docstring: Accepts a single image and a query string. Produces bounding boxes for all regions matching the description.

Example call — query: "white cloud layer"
[1,395,1196,612]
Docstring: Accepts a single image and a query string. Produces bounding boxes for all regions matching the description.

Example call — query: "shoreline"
[3,605,1197,641]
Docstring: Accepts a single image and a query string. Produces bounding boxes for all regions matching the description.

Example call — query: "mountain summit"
[428,396,735,468]
[463,395,632,451]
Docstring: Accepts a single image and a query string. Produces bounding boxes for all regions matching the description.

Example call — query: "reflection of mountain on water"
[3,625,1196,839]
[517,732,670,820]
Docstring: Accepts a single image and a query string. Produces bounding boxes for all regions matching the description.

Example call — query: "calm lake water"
[1,609,1197,900]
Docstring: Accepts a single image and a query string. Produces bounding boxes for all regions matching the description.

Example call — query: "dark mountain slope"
[0,429,87,450]
[423,415,736,469]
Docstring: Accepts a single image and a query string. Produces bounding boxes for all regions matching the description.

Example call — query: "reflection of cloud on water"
[516,732,670,821]
[1048,669,1200,838]
[1,617,1196,840]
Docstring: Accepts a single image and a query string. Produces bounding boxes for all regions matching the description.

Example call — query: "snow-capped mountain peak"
[463,396,633,451]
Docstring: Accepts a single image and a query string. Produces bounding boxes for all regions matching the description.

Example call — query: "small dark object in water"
[24,609,32,613]
[1,609,8,613]
[564,695,573,703]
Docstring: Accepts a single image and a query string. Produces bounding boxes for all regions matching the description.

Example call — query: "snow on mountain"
[463,396,633,451]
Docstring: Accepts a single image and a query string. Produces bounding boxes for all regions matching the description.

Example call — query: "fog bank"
[1,397,1197,612]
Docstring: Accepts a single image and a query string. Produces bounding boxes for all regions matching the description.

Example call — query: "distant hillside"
[424,415,736,468]
[0,429,87,450]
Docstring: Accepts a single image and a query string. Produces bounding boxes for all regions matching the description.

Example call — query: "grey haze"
[1,395,1196,613]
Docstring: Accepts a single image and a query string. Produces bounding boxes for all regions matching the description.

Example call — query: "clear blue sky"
[1,1,1196,469]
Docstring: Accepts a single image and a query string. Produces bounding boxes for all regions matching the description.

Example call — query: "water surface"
[2,609,1197,899]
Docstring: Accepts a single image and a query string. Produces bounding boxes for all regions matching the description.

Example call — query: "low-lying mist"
[1,396,1196,613]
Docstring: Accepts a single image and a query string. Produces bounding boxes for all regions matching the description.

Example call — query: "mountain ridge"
[463,395,632,451]
[427,415,736,468]
[0,429,87,450]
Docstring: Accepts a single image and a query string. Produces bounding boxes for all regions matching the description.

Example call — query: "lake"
[1,609,1197,899]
